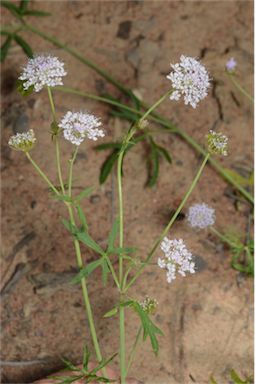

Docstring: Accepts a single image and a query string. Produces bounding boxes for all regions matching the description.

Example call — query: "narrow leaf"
[82,345,90,371]
[230,370,247,384]
[75,186,94,201]
[94,142,121,151]
[76,205,88,231]
[103,307,118,318]
[157,144,172,164]
[1,35,12,62]
[101,258,110,286]
[19,0,29,11]
[22,9,51,16]
[14,35,33,57]
[1,1,22,16]
[54,194,73,202]
[76,231,105,255]
[89,353,118,375]
[147,141,159,187]
[99,150,118,184]
[209,376,218,384]
[71,259,103,284]
[62,218,77,235]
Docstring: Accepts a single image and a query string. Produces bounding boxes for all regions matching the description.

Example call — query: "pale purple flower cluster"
[187,203,215,229]
[19,55,67,92]
[158,237,195,283]
[59,111,104,145]
[167,55,210,108]
[226,58,237,72]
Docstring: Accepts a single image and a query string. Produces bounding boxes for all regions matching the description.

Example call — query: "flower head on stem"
[19,55,67,92]
[226,58,237,73]
[158,237,195,283]
[207,130,228,156]
[8,129,36,152]
[139,297,158,314]
[187,203,215,229]
[59,111,104,145]
[166,55,210,108]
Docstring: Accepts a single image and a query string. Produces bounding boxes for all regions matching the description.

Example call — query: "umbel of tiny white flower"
[19,55,67,92]
[59,111,104,145]
[8,129,36,152]
[226,58,237,72]
[139,296,158,314]
[207,130,228,156]
[187,203,215,229]
[158,237,195,284]
[166,55,210,108]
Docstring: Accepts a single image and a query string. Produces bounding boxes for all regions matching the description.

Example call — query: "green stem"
[55,86,253,205]
[124,153,210,292]
[105,255,120,290]
[47,86,65,194]
[119,305,126,384]
[228,74,254,103]
[68,146,78,197]
[210,227,236,248]
[126,326,142,374]
[139,89,173,122]
[25,152,59,195]
[67,205,104,367]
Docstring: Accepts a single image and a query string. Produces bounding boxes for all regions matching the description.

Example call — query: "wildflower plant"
[8,51,246,383]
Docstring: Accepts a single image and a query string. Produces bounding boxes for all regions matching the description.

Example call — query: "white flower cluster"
[19,55,67,92]
[8,129,36,152]
[59,111,104,145]
[167,55,210,108]
[139,296,158,314]
[158,237,195,283]
[187,203,215,229]
[207,130,228,156]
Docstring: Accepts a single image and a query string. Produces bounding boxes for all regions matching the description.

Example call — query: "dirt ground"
[1,1,254,383]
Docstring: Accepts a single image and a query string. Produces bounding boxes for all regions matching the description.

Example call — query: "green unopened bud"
[8,129,36,152]
[138,119,149,130]
[207,130,228,156]
[139,296,158,314]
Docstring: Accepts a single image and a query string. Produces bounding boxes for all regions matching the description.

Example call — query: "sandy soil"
[1,1,254,383]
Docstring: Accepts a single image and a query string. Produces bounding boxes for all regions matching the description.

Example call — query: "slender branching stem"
[210,226,237,248]
[228,73,254,103]
[124,153,210,292]
[126,326,142,374]
[68,146,79,197]
[55,86,253,205]
[47,86,65,194]
[25,152,60,195]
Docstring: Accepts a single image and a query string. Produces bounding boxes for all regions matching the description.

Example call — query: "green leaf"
[209,376,218,384]
[101,258,110,286]
[62,218,77,235]
[0,30,11,36]
[19,0,29,11]
[147,140,159,187]
[75,186,94,202]
[76,231,105,256]
[71,259,103,284]
[110,108,138,123]
[230,369,247,384]
[76,205,88,231]
[94,142,121,151]
[1,1,22,16]
[82,345,90,371]
[61,357,81,372]
[103,307,118,318]
[22,9,51,16]
[109,247,135,255]
[54,194,73,202]
[14,34,33,57]
[99,150,119,184]
[16,79,34,96]
[222,168,254,188]
[89,353,118,375]
[1,35,12,62]
[107,217,119,251]
[157,144,172,164]
[132,302,163,355]
[128,90,141,111]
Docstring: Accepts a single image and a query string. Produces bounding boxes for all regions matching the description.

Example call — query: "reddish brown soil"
[1,1,253,384]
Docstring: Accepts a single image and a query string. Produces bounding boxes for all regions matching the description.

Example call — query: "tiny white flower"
[207,130,228,156]
[167,55,210,108]
[158,237,195,284]
[59,111,104,145]
[187,203,215,229]
[19,55,67,92]
[8,129,36,152]
[139,296,158,314]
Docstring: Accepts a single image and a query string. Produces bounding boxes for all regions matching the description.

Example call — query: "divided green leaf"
[1,35,12,62]
[14,34,33,57]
